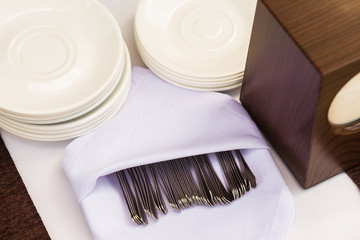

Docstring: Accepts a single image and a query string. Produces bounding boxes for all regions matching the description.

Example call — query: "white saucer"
[0,0,124,119]
[140,48,242,91]
[137,41,243,86]
[1,42,126,125]
[0,44,132,141]
[134,30,244,85]
[135,0,256,79]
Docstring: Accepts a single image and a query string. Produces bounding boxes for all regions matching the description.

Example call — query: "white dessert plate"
[137,42,243,87]
[1,42,126,124]
[0,0,123,119]
[135,0,256,79]
[143,54,242,91]
[0,44,132,141]
[138,43,242,91]
[134,30,244,84]
[141,51,242,91]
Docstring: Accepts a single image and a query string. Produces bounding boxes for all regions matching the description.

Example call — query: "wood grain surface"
[262,0,360,75]
[241,0,360,188]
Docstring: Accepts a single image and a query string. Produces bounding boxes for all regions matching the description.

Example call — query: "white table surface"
[2,0,360,239]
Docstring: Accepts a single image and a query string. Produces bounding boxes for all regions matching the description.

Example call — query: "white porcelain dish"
[135,0,257,79]
[0,44,132,141]
[134,30,244,85]
[137,41,243,87]
[0,0,123,119]
[141,53,242,92]
[137,37,243,91]
[1,43,126,124]
[141,51,242,91]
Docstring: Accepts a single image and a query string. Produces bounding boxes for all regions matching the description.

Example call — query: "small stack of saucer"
[0,0,131,141]
[134,0,257,91]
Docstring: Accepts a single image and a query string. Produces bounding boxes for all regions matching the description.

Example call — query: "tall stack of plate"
[134,0,257,91]
[0,0,131,141]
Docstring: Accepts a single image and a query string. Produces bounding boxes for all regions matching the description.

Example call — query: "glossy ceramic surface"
[0,0,123,118]
[0,44,132,141]
[328,72,360,125]
[135,0,256,79]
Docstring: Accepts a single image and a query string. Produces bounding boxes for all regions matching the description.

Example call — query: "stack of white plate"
[0,0,131,141]
[134,0,257,91]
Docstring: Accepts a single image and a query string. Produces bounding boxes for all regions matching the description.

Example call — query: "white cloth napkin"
[62,67,295,240]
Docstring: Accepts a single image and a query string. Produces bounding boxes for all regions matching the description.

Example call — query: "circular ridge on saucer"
[0,0,124,119]
[0,43,132,141]
[134,0,256,91]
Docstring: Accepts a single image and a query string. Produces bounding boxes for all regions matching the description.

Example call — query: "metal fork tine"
[235,150,257,188]
[136,166,158,219]
[172,159,197,206]
[117,169,148,225]
[162,161,188,209]
[116,171,141,224]
[126,168,148,225]
[116,149,257,225]
[217,152,240,199]
[190,156,213,206]
[167,160,193,208]
[148,165,168,214]
[200,154,233,204]
[224,151,246,195]
[177,158,203,205]
[153,162,181,211]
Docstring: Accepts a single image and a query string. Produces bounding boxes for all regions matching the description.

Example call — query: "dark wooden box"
[240,0,360,188]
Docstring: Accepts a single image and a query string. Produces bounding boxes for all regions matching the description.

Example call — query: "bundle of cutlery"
[116,150,256,225]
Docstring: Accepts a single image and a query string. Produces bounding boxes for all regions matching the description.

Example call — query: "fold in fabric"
[62,67,267,202]
[81,149,294,240]
[61,67,295,240]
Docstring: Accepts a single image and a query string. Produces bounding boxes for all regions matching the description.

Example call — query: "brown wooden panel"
[241,0,321,187]
[306,61,360,187]
[262,0,360,75]
[241,0,360,188]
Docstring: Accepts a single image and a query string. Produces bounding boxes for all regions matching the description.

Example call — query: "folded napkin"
[62,67,295,240]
